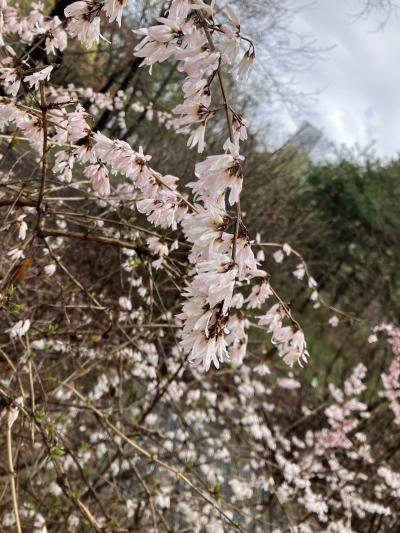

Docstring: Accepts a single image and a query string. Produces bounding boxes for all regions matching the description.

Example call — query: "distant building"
[272,122,323,177]
[281,121,323,155]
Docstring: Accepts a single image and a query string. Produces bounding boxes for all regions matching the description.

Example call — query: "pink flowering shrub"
[378,324,400,425]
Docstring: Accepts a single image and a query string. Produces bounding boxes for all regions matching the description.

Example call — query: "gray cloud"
[288,0,400,157]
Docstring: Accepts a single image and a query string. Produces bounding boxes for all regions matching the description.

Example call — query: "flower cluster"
[377,324,400,425]
[0,0,311,373]
[133,0,307,371]
[65,0,127,47]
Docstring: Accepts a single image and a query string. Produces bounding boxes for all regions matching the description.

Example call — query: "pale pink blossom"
[8,319,31,339]
[225,314,249,365]
[7,247,25,261]
[187,123,206,153]
[259,304,284,332]
[185,333,229,372]
[224,4,240,29]
[118,296,132,311]
[45,17,68,54]
[293,263,305,280]
[67,104,91,141]
[53,150,75,183]
[44,264,57,276]
[7,397,23,429]
[329,315,339,328]
[234,236,263,279]
[237,51,255,80]
[277,377,301,390]
[191,147,244,205]
[84,163,110,196]
[16,214,27,240]
[368,334,378,344]
[282,242,292,256]
[65,1,101,48]
[181,204,227,261]
[24,65,53,90]
[0,66,20,95]
[147,236,169,269]
[246,280,273,309]
[273,249,284,263]
[103,0,126,26]
[191,256,237,314]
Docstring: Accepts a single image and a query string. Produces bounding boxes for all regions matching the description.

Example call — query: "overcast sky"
[276,0,400,158]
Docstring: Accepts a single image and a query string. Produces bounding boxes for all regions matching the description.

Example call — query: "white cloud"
[282,0,400,157]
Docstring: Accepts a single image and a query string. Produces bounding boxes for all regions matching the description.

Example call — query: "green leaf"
[51,447,66,457]
[6,284,16,297]
[48,323,59,334]
[130,258,141,269]
[213,483,224,501]
[7,303,23,313]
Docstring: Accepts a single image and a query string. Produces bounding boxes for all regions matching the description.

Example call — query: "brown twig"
[6,408,22,533]
[201,18,242,262]
[65,383,249,533]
